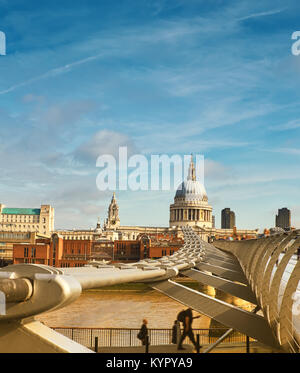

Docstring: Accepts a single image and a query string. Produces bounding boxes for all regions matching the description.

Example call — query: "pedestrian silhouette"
[171,320,179,344]
[177,308,200,350]
[137,318,148,345]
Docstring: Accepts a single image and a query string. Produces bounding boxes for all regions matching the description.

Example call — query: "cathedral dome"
[175,179,207,202]
[174,155,207,202]
[94,218,102,234]
[169,155,212,229]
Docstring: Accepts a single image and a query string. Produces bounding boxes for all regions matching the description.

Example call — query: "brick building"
[143,232,183,259]
[112,233,184,262]
[91,240,114,261]
[12,229,183,266]
[13,233,92,268]
[113,240,144,262]
[13,242,51,265]
[0,231,48,267]
[60,238,92,267]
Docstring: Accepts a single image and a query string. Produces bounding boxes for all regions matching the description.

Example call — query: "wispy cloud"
[269,147,300,155]
[268,119,300,132]
[237,8,286,22]
[0,53,104,95]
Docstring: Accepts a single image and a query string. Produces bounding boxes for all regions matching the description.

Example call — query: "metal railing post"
[176,321,181,349]
[145,335,149,353]
[246,336,250,353]
[196,334,200,353]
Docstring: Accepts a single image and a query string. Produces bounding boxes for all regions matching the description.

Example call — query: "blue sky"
[0,0,300,231]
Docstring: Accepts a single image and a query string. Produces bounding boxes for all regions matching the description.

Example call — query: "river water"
[36,285,253,330]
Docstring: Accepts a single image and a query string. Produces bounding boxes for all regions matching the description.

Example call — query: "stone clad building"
[0,204,54,236]
[169,155,213,228]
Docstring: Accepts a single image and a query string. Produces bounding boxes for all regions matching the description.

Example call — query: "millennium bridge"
[0,226,299,353]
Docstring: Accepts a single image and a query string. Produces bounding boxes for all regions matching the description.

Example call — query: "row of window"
[62,256,87,261]
[0,224,47,230]
[22,258,41,264]
[24,247,36,258]
[16,259,59,265]
[63,236,93,240]
[64,248,88,254]
[161,249,175,256]
[1,215,40,221]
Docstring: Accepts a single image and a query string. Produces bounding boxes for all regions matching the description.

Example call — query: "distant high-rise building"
[212,215,215,228]
[276,208,291,229]
[221,208,236,229]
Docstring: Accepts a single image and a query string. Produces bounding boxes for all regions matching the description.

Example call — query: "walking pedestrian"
[137,319,148,346]
[177,308,200,351]
[171,320,179,344]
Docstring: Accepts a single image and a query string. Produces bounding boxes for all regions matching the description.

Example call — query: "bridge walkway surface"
[97,341,277,353]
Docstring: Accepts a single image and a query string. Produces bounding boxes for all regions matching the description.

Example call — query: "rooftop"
[1,208,41,215]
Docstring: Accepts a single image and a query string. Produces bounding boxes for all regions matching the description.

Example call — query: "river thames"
[36,284,253,330]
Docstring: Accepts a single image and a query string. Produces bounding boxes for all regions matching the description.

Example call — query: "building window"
[31,247,36,258]
[24,247,28,257]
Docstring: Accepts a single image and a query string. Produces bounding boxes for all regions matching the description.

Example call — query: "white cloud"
[73,130,138,164]
[237,8,286,22]
[268,119,300,132]
[0,53,105,95]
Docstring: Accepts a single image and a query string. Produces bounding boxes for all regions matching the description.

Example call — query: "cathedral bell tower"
[106,193,120,229]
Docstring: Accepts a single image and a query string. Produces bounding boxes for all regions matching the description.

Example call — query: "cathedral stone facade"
[169,155,212,228]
